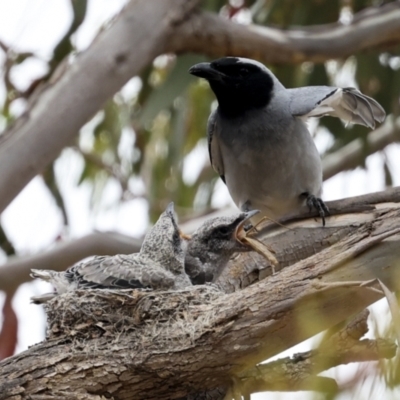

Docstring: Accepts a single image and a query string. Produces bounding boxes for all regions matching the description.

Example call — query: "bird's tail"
[30,269,58,282]
[30,269,61,304]
[30,292,56,305]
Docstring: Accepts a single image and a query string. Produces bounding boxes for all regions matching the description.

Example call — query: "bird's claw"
[306,194,330,226]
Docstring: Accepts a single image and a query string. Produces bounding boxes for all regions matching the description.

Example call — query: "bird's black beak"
[189,63,225,81]
[243,210,260,221]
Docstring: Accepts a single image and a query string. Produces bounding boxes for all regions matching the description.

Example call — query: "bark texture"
[1,188,400,399]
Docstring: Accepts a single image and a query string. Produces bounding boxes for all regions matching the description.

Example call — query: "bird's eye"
[215,226,231,238]
[172,232,180,244]
[240,68,249,76]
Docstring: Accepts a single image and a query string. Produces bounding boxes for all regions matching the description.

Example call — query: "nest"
[44,286,223,353]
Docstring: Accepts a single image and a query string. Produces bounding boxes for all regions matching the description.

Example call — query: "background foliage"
[0,0,399,397]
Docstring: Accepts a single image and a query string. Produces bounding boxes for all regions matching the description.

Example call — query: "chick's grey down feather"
[185,210,258,284]
[31,203,191,303]
[189,57,385,223]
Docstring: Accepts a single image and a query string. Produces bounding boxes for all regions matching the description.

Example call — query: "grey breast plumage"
[31,203,191,304]
[189,57,385,225]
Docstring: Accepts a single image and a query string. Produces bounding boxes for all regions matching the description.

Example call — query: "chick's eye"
[172,232,180,244]
[215,226,231,237]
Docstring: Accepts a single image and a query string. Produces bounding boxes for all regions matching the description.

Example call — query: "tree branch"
[238,337,395,396]
[0,232,141,294]
[322,116,400,180]
[237,309,396,397]
[0,0,201,215]
[173,2,400,64]
[216,186,400,292]
[1,191,400,398]
[2,187,399,297]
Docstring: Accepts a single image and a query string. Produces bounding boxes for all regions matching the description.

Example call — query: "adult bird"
[185,209,258,284]
[31,203,191,303]
[189,57,385,225]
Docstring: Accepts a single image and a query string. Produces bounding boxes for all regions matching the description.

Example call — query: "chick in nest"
[184,209,276,284]
[31,203,191,304]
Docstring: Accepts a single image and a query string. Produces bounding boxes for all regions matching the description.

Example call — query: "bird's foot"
[305,194,330,226]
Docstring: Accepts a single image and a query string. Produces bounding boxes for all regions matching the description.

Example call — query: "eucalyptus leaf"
[139,54,204,127]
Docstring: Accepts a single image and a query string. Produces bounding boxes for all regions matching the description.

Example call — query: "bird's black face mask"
[189,57,274,117]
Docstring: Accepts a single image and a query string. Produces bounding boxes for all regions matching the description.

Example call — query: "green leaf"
[0,223,15,256]
[42,163,69,225]
[186,81,214,152]
[139,54,204,127]
[52,0,88,66]
[384,159,393,187]
[93,100,122,160]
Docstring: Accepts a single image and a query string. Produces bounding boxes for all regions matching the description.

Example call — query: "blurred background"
[0,0,400,398]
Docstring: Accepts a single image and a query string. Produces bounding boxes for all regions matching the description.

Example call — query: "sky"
[0,0,399,399]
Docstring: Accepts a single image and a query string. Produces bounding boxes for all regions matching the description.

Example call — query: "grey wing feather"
[288,86,336,116]
[69,255,146,289]
[71,254,176,290]
[31,293,57,304]
[31,254,178,304]
[288,86,386,129]
[207,111,225,183]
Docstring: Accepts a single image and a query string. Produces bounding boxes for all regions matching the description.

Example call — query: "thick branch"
[238,336,395,395]
[322,116,400,180]
[173,2,400,64]
[218,186,400,292]
[0,232,141,294]
[238,310,396,396]
[1,192,400,398]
